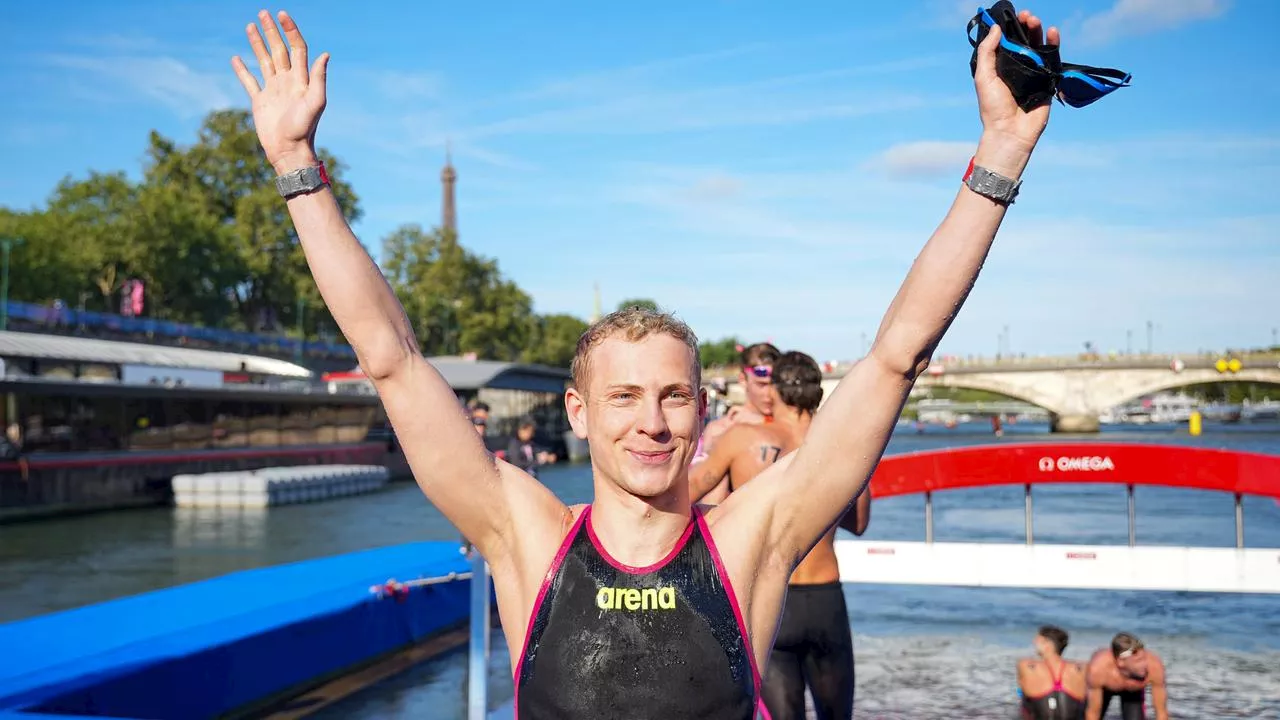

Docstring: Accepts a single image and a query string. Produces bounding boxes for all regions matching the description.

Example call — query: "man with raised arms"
[691,341,780,504]
[1085,632,1169,720]
[231,8,1060,718]
[689,350,871,719]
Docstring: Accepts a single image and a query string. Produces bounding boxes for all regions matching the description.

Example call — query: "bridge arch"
[1100,369,1280,411]
[911,373,1063,415]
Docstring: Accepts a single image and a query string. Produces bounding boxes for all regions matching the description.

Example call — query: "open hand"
[231,10,328,173]
[973,8,1060,153]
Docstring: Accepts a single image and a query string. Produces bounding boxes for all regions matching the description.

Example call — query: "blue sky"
[1,0,1276,363]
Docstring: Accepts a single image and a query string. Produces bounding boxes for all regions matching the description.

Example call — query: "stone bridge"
[707,354,1280,433]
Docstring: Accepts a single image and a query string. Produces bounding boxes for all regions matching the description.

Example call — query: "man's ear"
[565,387,588,440]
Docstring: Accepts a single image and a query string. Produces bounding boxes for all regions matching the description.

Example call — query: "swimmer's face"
[1116,649,1148,679]
[566,333,705,499]
[739,366,775,416]
[1033,634,1053,657]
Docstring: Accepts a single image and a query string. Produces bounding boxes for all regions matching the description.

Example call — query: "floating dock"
[172,465,390,508]
[0,542,475,719]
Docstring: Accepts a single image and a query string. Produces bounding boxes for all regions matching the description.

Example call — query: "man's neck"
[772,406,811,433]
[590,478,693,568]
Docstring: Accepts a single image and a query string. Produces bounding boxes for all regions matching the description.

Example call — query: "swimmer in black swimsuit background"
[691,351,871,720]
[1017,625,1086,720]
[231,6,1064,717]
[1085,633,1169,720]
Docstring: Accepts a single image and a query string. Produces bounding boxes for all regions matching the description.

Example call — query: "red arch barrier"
[868,443,1280,500]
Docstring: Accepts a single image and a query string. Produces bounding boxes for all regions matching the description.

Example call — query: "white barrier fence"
[834,539,1280,594]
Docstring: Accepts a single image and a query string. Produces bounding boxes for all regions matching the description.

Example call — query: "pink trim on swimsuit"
[584,505,697,574]
[1024,659,1085,702]
[695,506,768,720]
[512,507,589,719]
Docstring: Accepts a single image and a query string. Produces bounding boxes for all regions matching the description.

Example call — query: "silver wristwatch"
[963,164,1020,205]
[274,164,330,199]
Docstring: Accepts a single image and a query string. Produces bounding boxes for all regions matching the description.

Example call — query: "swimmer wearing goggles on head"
[1086,633,1168,720]
[691,342,780,504]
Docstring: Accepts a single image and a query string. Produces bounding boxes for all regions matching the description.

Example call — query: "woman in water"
[1017,625,1087,719]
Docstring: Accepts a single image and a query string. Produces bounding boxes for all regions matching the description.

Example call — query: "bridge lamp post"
[1126,329,1132,355]
[294,295,305,362]
[0,237,24,332]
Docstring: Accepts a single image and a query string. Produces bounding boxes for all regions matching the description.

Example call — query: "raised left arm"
[766,11,1060,563]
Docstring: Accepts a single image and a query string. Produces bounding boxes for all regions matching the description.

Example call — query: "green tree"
[2,108,361,339]
[141,109,361,333]
[616,297,659,312]
[382,225,537,360]
[699,336,744,368]
[3,171,140,310]
[525,313,589,369]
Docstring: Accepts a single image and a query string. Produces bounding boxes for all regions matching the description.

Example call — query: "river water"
[3,421,1278,718]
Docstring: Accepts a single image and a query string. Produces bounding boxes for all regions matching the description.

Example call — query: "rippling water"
[3,422,1279,718]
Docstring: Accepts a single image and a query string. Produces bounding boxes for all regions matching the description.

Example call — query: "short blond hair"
[571,306,701,393]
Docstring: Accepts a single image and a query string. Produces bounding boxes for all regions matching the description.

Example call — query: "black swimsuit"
[1100,688,1146,719]
[514,505,762,719]
[761,581,855,720]
[1021,660,1085,719]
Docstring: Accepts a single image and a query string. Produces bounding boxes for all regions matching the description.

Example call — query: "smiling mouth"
[627,449,674,465]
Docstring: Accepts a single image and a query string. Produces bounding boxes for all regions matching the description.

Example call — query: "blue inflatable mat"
[0,542,472,718]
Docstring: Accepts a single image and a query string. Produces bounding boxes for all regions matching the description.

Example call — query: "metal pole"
[1235,493,1244,549]
[1127,484,1136,547]
[924,491,934,544]
[467,547,490,720]
[1024,484,1033,545]
[0,238,20,332]
[295,296,305,362]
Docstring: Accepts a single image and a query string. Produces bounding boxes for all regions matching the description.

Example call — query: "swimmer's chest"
[516,523,755,719]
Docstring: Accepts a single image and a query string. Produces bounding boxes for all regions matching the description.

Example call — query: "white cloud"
[930,0,984,30]
[41,54,236,118]
[546,147,1280,360]
[504,43,773,104]
[1080,0,1231,45]
[453,56,957,141]
[865,141,977,180]
[460,91,952,141]
[368,70,444,103]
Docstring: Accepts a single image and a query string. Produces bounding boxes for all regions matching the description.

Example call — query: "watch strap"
[275,163,330,199]
[962,157,1021,205]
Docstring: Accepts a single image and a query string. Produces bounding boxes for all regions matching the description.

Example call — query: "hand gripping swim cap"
[968,1,1062,111]
[967,1,1132,111]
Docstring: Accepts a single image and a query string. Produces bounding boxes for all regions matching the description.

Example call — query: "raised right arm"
[230,11,564,562]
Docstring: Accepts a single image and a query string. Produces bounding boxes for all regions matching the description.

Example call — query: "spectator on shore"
[504,416,556,477]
